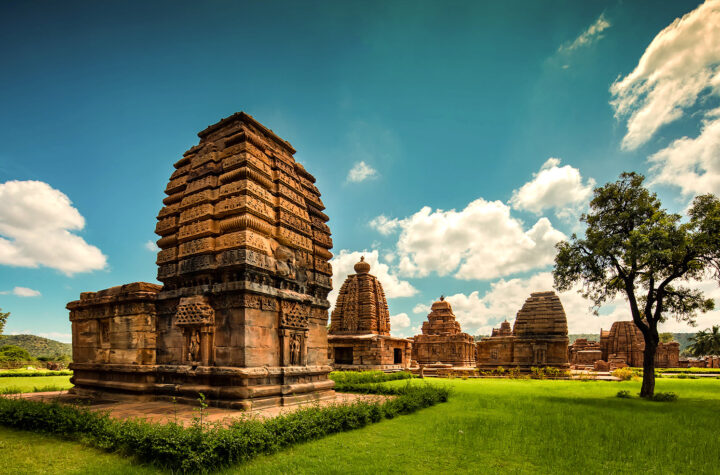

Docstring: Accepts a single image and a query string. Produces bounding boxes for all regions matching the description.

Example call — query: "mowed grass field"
[0,375,73,393]
[1,377,719,474]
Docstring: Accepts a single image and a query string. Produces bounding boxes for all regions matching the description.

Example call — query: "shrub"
[0,345,33,362]
[329,370,412,388]
[0,379,448,472]
[611,367,635,381]
[651,392,678,402]
[0,369,72,377]
[616,390,632,399]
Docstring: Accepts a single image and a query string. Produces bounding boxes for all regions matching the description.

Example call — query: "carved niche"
[174,295,215,365]
[279,300,310,366]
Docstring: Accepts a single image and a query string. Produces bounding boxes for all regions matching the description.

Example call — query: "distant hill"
[0,334,72,359]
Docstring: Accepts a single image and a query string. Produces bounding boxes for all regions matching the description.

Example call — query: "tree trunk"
[640,340,657,398]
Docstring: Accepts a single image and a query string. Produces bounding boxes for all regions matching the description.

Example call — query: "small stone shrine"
[68,112,335,409]
[411,297,475,367]
[568,320,680,369]
[477,291,569,370]
[327,257,412,370]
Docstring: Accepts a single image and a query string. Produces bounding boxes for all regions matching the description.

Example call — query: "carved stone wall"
[69,112,335,409]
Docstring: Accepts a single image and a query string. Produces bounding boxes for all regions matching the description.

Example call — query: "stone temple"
[68,112,335,409]
[411,297,476,367]
[477,291,569,370]
[568,320,679,369]
[327,257,412,370]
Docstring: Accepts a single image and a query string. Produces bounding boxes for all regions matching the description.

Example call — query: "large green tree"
[553,173,720,397]
[0,307,9,335]
[688,325,720,357]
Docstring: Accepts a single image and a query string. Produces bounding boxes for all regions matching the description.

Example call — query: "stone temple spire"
[330,257,390,335]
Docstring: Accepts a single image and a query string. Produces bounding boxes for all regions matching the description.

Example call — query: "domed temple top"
[605,321,644,355]
[153,111,333,299]
[513,291,568,338]
[329,258,390,335]
[420,297,463,336]
[354,256,371,274]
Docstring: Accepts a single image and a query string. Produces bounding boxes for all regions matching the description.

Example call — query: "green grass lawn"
[2,378,719,474]
[0,375,72,393]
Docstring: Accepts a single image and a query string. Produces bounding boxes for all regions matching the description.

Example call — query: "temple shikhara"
[411,297,476,367]
[476,291,570,370]
[569,321,680,370]
[327,257,412,370]
[68,112,335,409]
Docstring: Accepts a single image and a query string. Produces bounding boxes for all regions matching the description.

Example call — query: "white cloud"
[0,180,107,275]
[389,312,413,338]
[510,158,595,217]
[328,249,418,308]
[610,0,720,150]
[648,114,720,196]
[558,13,611,53]
[369,215,401,235]
[346,161,378,183]
[379,199,564,280]
[144,240,160,252]
[413,303,430,315]
[11,287,41,297]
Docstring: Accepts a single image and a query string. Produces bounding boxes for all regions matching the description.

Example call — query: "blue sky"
[1,0,719,342]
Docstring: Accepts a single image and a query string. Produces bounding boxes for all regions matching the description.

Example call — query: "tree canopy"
[0,308,9,335]
[553,172,720,396]
[688,326,720,357]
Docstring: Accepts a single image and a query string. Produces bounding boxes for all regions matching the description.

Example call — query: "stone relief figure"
[290,334,301,365]
[188,329,201,362]
[274,246,296,280]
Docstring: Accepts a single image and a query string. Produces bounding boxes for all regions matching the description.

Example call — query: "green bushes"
[329,370,412,387]
[0,345,33,362]
[0,380,448,472]
[0,369,73,377]
[611,367,637,381]
[616,390,632,398]
[651,392,678,402]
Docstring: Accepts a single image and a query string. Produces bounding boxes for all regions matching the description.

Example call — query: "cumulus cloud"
[389,312,414,337]
[346,161,378,183]
[558,13,611,53]
[369,215,401,235]
[328,249,418,308]
[648,113,720,196]
[144,240,160,252]
[413,303,430,315]
[510,158,595,217]
[0,180,107,275]
[374,199,564,280]
[610,1,720,150]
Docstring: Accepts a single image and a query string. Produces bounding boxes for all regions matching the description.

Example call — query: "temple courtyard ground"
[1,377,719,474]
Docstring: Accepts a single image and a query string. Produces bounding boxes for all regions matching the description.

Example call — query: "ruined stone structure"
[568,321,681,369]
[69,112,335,409]
[327,257,412,370]
[477,291,569,370]
[411,297,475,367]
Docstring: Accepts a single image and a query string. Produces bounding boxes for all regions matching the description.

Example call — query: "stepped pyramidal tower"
[477,291,570,370]
[68,112,335,409]
[328,257,412,370]
[411,296,476,367]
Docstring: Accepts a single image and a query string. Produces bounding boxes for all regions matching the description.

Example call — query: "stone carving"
[328,257,412,370]
[411,296,476,367]
[68,112,335,410]
[477,291,569,370]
